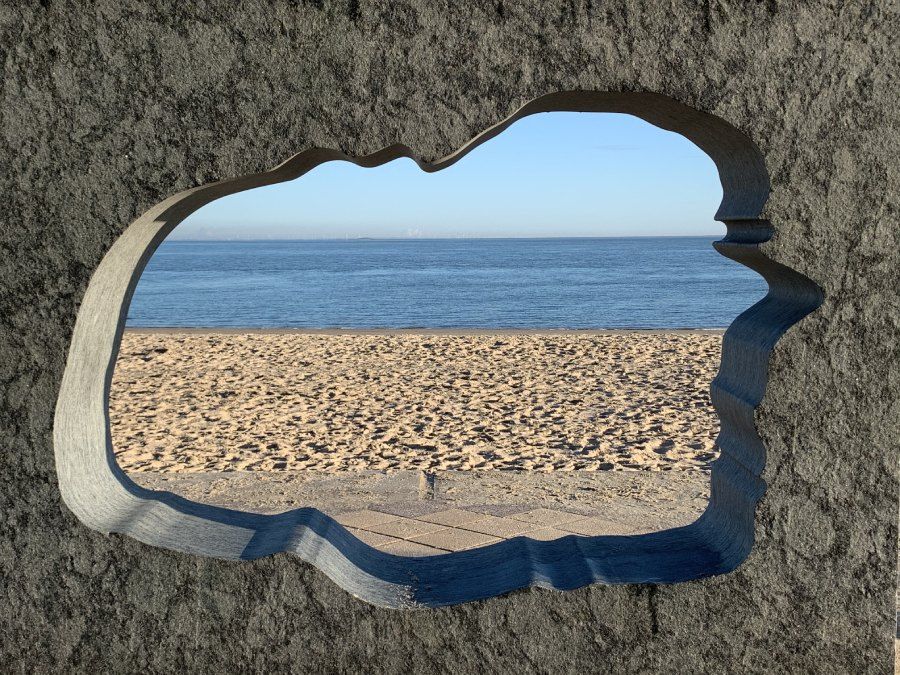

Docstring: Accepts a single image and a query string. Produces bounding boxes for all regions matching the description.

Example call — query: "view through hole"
[109,112,766,557]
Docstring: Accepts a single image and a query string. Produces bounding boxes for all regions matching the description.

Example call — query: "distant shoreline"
[124,327,727,336]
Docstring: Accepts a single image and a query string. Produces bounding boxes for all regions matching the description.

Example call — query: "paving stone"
[523,527,571,541]
[558,517,638,536]
[370,501,448,518]
[459,515,536,538]
[346,528,402,548]
[333,509,399,529]
[410,528,501,552]
[510,508,586,527]
[367,518,448,540]
[462,504,535,517]
[416,508,488,527]
[379,540,448,557]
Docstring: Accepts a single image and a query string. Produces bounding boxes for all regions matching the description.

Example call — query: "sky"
[171,112,724,240]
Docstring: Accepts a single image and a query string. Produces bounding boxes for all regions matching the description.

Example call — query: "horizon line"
[165,234,725,242]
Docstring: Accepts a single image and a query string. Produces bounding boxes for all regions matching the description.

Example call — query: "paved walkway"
[131,468,710,556]
[336,504,662,556]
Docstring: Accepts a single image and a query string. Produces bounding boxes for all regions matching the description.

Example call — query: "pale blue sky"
[172,112,723,240]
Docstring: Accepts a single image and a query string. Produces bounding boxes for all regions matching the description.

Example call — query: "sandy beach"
[110,330,722,475]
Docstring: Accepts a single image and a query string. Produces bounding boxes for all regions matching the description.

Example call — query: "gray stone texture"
[0,1,897,672]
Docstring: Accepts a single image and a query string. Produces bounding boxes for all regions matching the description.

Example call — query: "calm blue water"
[126,238,767,329]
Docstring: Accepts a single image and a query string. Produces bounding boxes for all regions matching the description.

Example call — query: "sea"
[125,237,767,330]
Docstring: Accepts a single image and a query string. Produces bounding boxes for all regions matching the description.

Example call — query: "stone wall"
[1,2,897,672]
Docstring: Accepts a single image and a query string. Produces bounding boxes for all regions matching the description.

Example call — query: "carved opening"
[54,92,822,607]
[108,112,763,552]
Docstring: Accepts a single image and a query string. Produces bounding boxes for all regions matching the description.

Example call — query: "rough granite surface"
[0,2,898,673]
